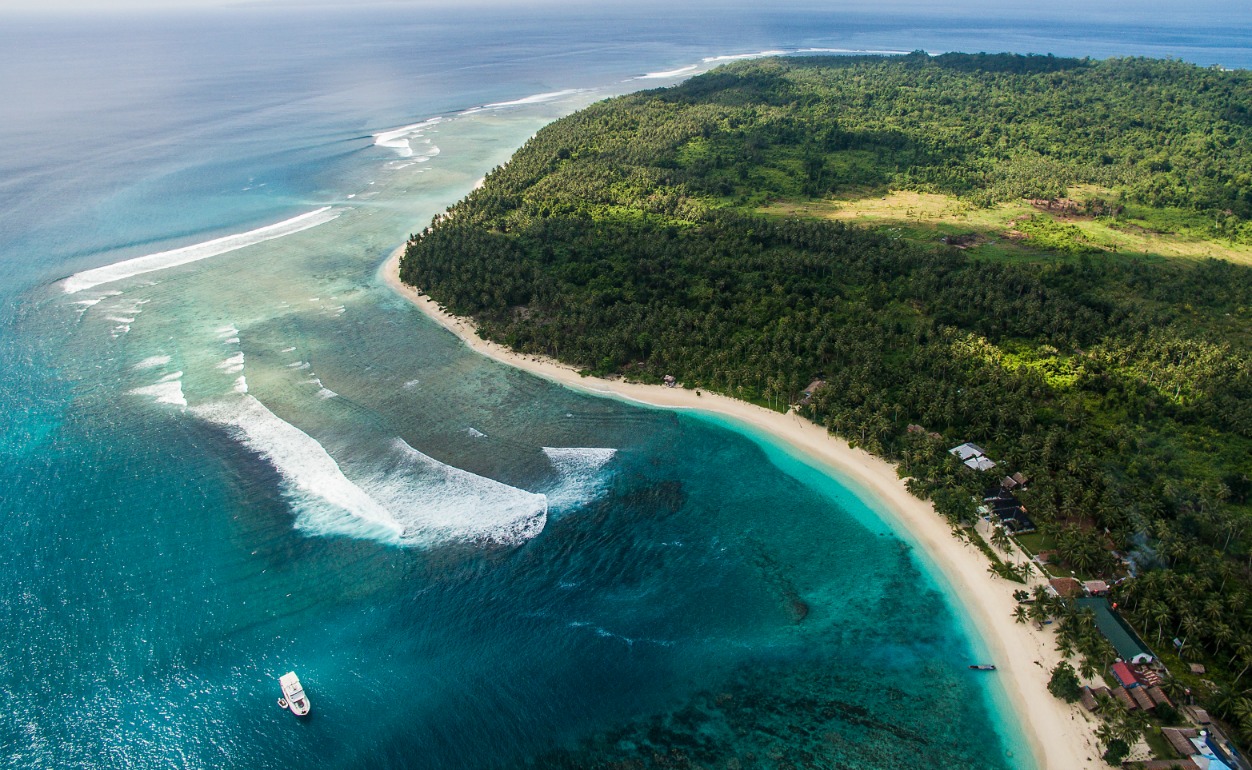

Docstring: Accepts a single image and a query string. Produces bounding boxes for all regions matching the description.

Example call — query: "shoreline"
[381,245,1101,770]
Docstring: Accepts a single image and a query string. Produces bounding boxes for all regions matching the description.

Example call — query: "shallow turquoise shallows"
[3,4,1250,767]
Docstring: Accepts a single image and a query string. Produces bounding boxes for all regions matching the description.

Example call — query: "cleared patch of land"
[760,189,1252,267]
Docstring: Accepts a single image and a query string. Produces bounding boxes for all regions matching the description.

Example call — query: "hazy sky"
[1,0,1237,15]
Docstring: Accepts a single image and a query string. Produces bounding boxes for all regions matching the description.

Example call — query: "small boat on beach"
[969,664,997,671]
[277,671,310,716]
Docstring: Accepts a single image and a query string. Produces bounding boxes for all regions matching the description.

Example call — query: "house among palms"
[1076,596,1156,664]
[949,442,997,471]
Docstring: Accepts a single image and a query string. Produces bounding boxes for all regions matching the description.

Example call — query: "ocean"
[1,2,1249,767]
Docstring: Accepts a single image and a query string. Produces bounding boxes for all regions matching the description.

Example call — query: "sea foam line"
[62,207,342,294]
[373,117,443,158]
[191,395,405,543]
[637,65,699,79]
[363,439,548,547]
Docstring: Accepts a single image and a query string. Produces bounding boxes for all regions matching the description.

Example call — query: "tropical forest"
[400,53,1252,753]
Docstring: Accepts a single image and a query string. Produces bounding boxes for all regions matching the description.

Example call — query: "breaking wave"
[191,396,405,544]
[190,397,547,548]
[542,447,617,512]
[129,371,187,407]
[62,207,342,294]
[360,439,548,547]
[373,117,442,158]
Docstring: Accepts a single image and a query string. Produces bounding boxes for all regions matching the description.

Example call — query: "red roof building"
[1112,661,1140,688]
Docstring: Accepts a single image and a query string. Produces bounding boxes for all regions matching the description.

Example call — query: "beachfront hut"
[1080,686,1097,711]
[1148,686,1173,709]
[1112,661,1140,688]
[1075,597,1156,664]
[1131,686,1155,710]
[1113,686,1137,710]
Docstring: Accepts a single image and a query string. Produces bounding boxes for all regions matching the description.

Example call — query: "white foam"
[797,47,911,55]
[542,447,617,511]
[373,117,443,158]
[466,427,486,438]
[702,50,787,63]
[190,399,546,548]
[62,208,342,294]
[216,325,238,336]
[317,388,337,399]
[637,65,698,79]
[223,337,240,345]
[280,347,297,353]
[132,355,171,370]
[217,352,245,369]
[129,371,186,406]
[402,379,420,389]
[361,439,548,547]
[483,89,581,109]
[191,396,405,543]
[233,376,248,394]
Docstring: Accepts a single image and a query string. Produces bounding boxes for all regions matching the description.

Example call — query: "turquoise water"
[3,4,1251,767]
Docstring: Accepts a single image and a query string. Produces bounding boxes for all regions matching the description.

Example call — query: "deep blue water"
[1,2,1249,768]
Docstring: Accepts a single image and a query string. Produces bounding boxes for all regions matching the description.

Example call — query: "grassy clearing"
[759,190,1252,267]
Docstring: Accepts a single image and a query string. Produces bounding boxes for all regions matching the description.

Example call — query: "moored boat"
[279,671,311,716]
[969,664,997,671]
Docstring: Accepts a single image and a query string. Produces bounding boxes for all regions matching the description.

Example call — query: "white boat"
[277,671,310,716]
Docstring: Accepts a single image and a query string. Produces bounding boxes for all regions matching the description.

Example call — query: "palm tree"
[991,525,1013,553]
[1014,605,1029,624]
[1079,656,1099,680]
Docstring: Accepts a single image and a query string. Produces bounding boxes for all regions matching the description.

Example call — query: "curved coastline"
[381,246,1100,770]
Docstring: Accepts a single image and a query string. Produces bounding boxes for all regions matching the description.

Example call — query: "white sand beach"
[382,245,1103,770]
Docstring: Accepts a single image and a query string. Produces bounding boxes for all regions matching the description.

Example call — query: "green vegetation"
[1048,661,1083,702]
[401,53,1252,735]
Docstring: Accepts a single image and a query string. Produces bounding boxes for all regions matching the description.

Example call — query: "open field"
[760,189,1252,267]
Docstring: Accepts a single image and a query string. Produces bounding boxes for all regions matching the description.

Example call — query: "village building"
[949,442,997,471]
[983,488,1036,533]
[1047,577,1085,599]
[1083,579,1110,596]
[1113,686,1137,710]
[1111,661,1141,689]
[1130,685,1155,710]
[1076,597,1156,664]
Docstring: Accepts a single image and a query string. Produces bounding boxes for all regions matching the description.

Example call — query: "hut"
[1080,686,1098,711]
[950,442,997,471]
[1130,686,1155,711]
[1084,580,1110,596]
[1048,577,1084,599]
[1113,686,1137,710]
[1163,728,1201,758]
[1148,686,1173,709]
